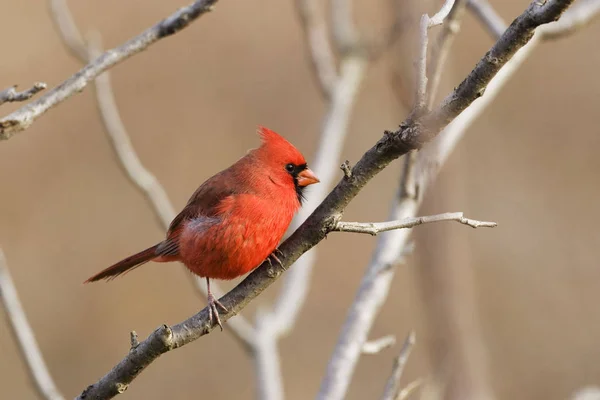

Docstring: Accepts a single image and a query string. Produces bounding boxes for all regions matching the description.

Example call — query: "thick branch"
[335,212,496,235]
[78,1,574,398]
[0,0,218,140]
[0,83,47,106]
[0,249,64,400]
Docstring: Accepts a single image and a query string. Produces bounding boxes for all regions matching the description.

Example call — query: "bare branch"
[78,1,577,398]
[335,212,497,235]
[0,83,47,106]
[381,332,416,400]
[318,1,578,399]
[49,0,256,349]
[296,0,338,97]
[397,379,424,400]
[429,0,457,26]
[540,0,600,38]
[467,0,508,39]
[428,0,469,106]
[413,0,456,112]
[0,249,64,400]
[0,0,218,140]
[48,0,87,59]
[362,335,396,355]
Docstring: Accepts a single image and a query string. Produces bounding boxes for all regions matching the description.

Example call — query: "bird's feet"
[207,292,228,331]
[265,248,284,268]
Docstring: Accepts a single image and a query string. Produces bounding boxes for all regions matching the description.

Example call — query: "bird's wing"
[161,169,245,255]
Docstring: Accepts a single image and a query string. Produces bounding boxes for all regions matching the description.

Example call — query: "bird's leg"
[206,277,228,331]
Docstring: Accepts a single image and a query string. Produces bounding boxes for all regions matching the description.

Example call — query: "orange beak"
[297,168,320,187]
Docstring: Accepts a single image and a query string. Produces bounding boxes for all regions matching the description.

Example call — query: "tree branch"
[467,0,508,39]
[0,0,218,140]
[380,332,416,400]
[295,0,338,98]
[0,249,64,400]
[362,335,396,355]
[47,0,256,350]
[335,212,497,235]
[413,0,457,112]
[77,1,575,398]
[0,83,47,106]
[317,0,579,399]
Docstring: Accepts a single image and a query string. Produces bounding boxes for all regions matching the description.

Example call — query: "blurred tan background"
[1,0,600,399]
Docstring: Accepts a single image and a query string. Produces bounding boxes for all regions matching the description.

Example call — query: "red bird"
[86,127,319,328]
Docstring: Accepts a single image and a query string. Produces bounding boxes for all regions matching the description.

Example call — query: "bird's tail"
[84,244,160,283]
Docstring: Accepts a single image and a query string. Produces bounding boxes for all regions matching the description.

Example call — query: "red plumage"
[85,127,319,328]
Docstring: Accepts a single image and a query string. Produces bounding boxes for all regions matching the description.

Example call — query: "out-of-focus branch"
[295,0,338,98]
[253,0,368,398]
[380,332,416,400]
[0,83,47,106]
[362,335,396,355]
[0,249,64,400]
[428,0,469,106]
[77,1,575,398]
[413,0,457,112]
[335,212,497,235]
[541,0,600,38]
[48,0,256,349]
[467,0,507,39]
[0,0,218,140]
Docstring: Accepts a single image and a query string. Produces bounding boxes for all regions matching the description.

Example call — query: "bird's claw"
[265,248,284,268]
[207,293,228,331]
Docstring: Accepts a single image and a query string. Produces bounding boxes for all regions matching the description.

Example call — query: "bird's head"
[254,126,320,203]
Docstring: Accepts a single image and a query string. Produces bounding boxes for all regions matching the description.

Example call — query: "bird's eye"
[285,163,295,173]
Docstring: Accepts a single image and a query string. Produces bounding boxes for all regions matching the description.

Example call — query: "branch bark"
[0,83,47,106]
[334,212,497,235]
[0,0,218,140]
[75,1,576,398]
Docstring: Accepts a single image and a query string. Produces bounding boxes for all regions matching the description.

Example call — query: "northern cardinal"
[85,127,319,328]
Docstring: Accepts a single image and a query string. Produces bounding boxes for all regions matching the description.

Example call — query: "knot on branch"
[340,160,352,179]
[156,324,174,350]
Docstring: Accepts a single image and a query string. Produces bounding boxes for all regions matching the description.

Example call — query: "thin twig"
[0,249,64,400]
[413,0,456,112]
[428,0,469,106]
[397,378,424,400]
[467,0,508,39]
[77,1,577,398]
[335,212,497,235]
[381,332,416,400]
[295,0,338,98]
[48,0,256,349]
[0,0,218,140]
[0,83,47,106]
[362,335,396,355]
